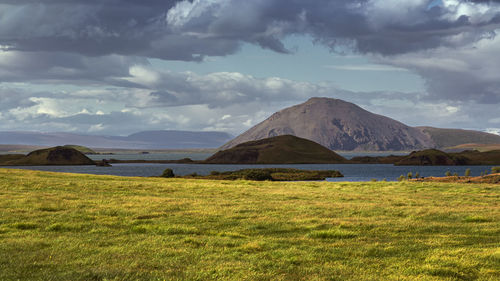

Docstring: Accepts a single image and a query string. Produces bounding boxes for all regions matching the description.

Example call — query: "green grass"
[0,168,499,280]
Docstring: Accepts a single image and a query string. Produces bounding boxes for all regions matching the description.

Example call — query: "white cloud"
[89,123,106,132]
[324,64,409,72]
[485,128,500,135]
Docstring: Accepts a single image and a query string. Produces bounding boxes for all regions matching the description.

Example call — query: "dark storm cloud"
[1,0,500,134]
[0,51,146,86]
[2,0,499,59]
[0,0,239,61]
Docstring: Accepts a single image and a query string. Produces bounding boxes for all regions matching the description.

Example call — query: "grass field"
[0,168,499,280]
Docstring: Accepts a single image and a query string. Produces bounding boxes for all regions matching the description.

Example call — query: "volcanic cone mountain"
[222,97,435,151]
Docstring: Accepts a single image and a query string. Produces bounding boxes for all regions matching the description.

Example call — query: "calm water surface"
[86,151,408,161]
[3,163,494,182]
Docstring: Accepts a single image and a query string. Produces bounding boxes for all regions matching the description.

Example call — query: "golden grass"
[0,168,499,280]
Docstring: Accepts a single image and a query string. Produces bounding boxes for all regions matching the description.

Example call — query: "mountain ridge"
[0,130,233,149]
[222,97,500,151]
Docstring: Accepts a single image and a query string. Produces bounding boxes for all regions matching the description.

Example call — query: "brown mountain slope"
[222,97,435,151]
[417,127,500,149]
[205,135,347,164]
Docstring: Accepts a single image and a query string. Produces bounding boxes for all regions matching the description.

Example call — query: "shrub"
[464,168,471,177]
[415,172,420,179]
[210,171,220,176]
[492,166,500,174]
[370,179,377,182]
[398,175,405,182]
[244,170,273,181]
[161,168,175,178]
[445,171,451,177]
[407,172,412,179]
[453,172,458,177]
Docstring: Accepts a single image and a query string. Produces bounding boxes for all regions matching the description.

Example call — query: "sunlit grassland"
[0,168,499,280]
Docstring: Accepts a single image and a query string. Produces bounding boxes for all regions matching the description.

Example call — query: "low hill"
[457,150,500,165]
[395,149,469,166]
[205,135,348,164]
[417,127,500,148]
[0,146,95,166]
[354,149,500,166]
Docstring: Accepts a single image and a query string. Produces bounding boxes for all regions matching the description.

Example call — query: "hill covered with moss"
[205,135,347,164]
[0,146,95,166]
[352,149,500,165]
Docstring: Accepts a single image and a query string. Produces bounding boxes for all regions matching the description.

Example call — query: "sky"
[1,0,500,136]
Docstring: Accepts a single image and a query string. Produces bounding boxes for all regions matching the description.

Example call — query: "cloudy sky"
[1,0,500,136]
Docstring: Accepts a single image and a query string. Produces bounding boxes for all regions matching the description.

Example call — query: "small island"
[161,168,343,181]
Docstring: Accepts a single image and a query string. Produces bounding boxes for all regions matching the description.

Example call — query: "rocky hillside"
[223,97,500,151]
[205,135,347,164]
[222,98,434,151]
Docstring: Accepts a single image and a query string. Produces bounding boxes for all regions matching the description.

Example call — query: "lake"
[86,151,410,161]
[2,163,494,182]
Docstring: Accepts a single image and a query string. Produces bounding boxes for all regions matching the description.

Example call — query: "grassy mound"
[353,149,500,165]
[395,149,469,165]
[457,149,500,165]
[0,146,95,166]
[0,168,498,280]
[206,135,347,164]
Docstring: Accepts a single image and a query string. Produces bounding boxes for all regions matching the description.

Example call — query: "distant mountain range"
[222,97,500,151]
[0,130,233,149]
[3,98,499,152]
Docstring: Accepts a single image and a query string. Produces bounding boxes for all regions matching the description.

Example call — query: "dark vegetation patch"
[174,168,343,181]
